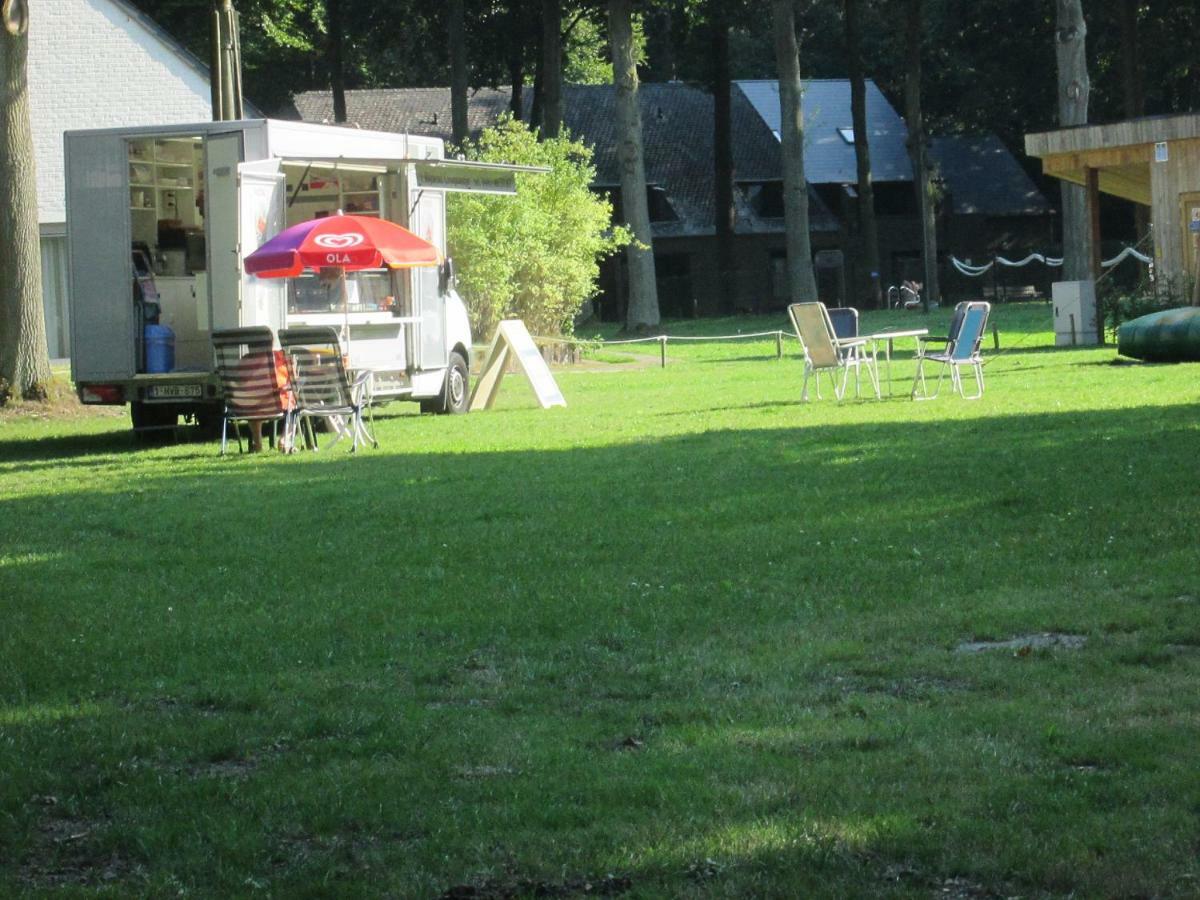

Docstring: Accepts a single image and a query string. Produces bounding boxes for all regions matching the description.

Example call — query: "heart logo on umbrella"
[314,233,365,249]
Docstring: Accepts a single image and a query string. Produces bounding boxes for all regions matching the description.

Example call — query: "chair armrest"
[918,335,951,344]
[835,336,869,348]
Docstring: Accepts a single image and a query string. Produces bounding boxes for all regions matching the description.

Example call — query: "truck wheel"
[130,401,177,444]
[192,403,223,440]
[425,351,469,415]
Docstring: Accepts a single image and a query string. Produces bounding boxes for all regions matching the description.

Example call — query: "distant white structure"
[28,0,257,357]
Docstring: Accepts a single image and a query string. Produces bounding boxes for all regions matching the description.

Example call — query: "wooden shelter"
[1026,114,1200,292]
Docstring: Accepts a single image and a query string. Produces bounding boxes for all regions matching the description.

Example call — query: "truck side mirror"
[439,258,456,295]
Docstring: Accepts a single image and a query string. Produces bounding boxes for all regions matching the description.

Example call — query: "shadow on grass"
[2,401,1199,896]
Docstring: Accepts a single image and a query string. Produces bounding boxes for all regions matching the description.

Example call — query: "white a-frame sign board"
[468,320,566,411]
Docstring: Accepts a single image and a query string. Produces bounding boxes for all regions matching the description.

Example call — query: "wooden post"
[659,335,666,368]
[775,330,783,359]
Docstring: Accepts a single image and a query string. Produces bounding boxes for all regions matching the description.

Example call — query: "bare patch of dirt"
[879,862,1006,899]
[272,828,424,870]
[437,873,633,899]
[956,633,1086,654]
[457,765,520,779]
[187,756,259,779]
[17,806,135,889]
[823,674,971,701]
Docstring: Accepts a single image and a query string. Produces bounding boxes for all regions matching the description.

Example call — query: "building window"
[838,127,855,144]
[647,186,677,223]
[745,182,784,219]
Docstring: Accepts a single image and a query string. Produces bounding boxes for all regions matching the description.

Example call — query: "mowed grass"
[2,302,1199,897]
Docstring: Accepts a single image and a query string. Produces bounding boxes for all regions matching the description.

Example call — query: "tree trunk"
[771,0,818,305]
[844,0,882,308]
[210,1,243,120]
[530,30,545,132]
[0,7,50,402]
[507,2,524,119]
[903,0,939,311]
[449,0,468,145]
[609,0,659,330]
[712,10,736,313]
[328,0,346,123]
[1118,0,1150,240]
[1055,0,1092,283]
[645,4,677,82]
[541,0,562,139]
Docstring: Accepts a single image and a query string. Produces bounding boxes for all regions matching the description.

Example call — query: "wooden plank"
[467,320,566,411]
[1026,113,1200,158]
[1041,143,1152,174]
[1087,168,1103,280]
[1044,165,1151,206]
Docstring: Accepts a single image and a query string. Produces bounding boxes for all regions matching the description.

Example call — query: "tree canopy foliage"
[447,117,631,340]
[130,0,1198,162]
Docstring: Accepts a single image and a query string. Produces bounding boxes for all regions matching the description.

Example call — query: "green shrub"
[447,117,631,341]
[1099,275,1195,339]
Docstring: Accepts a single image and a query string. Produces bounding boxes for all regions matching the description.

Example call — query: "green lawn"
[3,302,1199,897]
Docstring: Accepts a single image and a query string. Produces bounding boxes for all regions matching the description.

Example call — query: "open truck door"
[237,159,287,333]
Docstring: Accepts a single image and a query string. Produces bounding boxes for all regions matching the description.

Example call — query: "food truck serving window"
[288,269,396,314]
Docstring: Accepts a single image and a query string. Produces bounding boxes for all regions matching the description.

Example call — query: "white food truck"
[63,118,539,435]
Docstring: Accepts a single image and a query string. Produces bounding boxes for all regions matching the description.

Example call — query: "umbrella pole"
[341,270,350,350]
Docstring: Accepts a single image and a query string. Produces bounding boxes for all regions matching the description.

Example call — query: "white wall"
[28,0,215,226]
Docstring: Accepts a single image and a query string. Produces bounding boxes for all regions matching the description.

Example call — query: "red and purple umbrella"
[244,214,440,278]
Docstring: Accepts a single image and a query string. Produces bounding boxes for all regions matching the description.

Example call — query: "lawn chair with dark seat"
[911,301,991,400]
[211,326,297,455]
[788,301,880,401]
[278,326,377,453]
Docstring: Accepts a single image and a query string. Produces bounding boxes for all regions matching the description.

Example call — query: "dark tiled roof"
[556,82,835,235]
[930,134,1052,216]
[291,82,837,236]
[737,79,913,184]
[291,86,514,143]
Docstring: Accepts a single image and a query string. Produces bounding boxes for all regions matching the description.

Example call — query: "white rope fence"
[530,329,795,367]
[950,245,1152,277]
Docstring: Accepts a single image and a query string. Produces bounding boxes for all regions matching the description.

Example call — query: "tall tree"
[609,0,659,330]
[1055,0,1093,283]
[771,0,817,305]
[507,1,526,118]
[1116,0,1149,240]
[541,0,563,139]
[844,0,882,308]
[710,2,735,313]
[0,0,50,402]
[209,0,243,120]
[328,0,346,122]
[902,0,938,311]
[449,0,468,145]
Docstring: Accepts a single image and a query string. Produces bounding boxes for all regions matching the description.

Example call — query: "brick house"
[27,0,259,358]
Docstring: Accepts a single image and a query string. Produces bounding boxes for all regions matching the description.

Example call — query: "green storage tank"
[1116,307,1200,362]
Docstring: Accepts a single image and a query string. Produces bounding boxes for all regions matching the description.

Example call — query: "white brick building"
[28,0,255,357]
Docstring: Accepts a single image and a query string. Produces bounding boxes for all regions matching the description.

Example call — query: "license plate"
[148,384,203,400]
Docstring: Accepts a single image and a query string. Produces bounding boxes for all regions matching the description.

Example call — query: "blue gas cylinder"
[144,324,176,373]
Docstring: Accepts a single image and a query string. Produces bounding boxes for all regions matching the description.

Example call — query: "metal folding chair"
[911,301,991,400]
[788,302,880,401]
[278,326,378,453]
[211,326,297,455]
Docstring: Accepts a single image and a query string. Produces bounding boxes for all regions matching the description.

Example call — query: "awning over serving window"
[276,157,548,196]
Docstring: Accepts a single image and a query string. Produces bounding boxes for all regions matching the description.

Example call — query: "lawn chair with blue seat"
[278,326,378,453]
[787,301,880,401]
[911,301,991,400]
